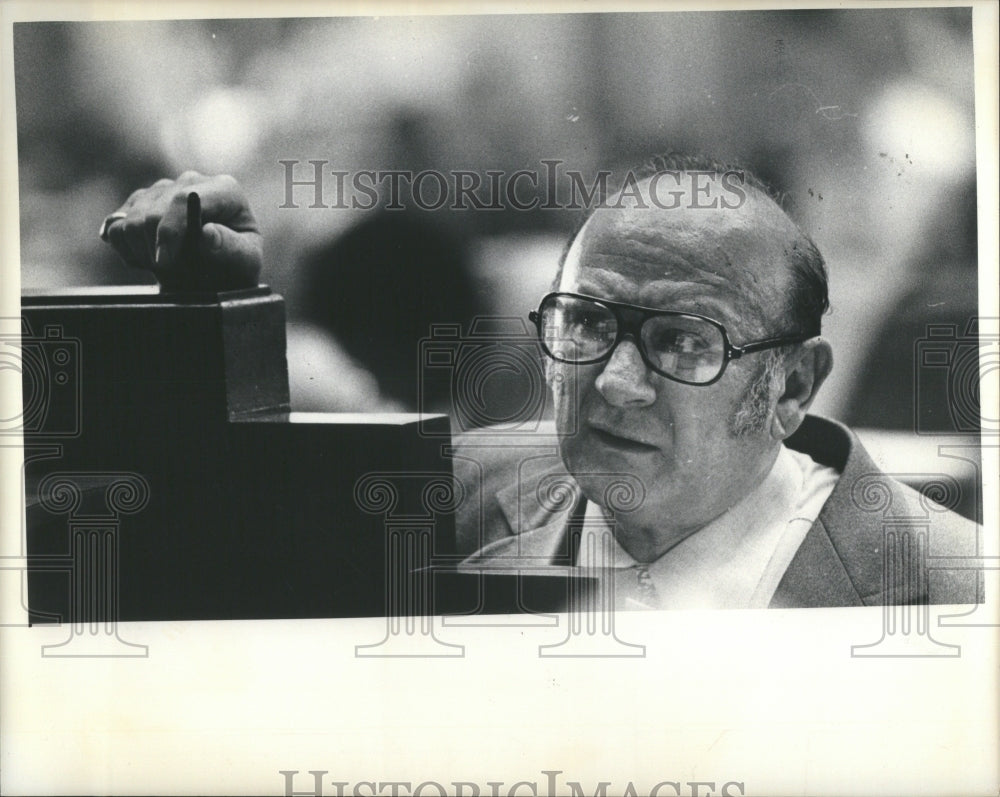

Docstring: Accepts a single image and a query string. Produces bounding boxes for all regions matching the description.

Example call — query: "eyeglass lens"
[539,294,727,383]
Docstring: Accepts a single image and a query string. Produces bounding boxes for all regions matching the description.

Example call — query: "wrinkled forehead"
[559,177,800,334]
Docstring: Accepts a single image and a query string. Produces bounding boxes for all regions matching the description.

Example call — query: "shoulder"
[449,421,568,555]
[782,416,981,606]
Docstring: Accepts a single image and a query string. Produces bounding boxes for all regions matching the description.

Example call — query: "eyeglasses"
[529,292,808,386]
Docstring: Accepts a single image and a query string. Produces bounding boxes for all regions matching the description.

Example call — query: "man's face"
[550,177,802,550]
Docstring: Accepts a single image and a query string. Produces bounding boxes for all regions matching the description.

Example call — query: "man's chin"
[562,449,657,516]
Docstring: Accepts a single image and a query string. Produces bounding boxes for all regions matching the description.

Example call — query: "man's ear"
[771,338,833,441]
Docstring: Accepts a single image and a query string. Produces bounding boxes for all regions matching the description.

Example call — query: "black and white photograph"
[1,1,997,795]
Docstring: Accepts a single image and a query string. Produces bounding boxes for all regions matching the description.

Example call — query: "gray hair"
[729,347,789,438]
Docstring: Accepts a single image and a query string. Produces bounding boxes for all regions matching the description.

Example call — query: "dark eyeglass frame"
[529,291,809,386]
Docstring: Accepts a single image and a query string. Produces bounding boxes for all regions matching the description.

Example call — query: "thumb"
[199,222,262,289]
[201,221,224,253]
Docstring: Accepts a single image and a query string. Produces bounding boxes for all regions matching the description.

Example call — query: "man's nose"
[594,338,657,407]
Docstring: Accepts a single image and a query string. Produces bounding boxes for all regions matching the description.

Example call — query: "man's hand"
[99,171,262,291]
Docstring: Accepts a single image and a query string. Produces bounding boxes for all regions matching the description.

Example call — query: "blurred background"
[14,9,982,443]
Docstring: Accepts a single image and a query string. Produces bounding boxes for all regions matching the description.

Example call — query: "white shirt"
[575,445,840,610]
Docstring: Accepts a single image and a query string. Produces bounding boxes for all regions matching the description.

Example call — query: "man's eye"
[655,329,708,353]
[564,311,611,336]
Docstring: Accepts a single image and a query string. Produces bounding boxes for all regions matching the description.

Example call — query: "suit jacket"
[452,416,981,608]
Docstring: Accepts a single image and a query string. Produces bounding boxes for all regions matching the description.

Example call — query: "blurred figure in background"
[291,110,484,412]
[845,178,979,432]
[96,156,983,608]
[15,11,979,425]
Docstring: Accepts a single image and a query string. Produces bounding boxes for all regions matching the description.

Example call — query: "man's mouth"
[588,424,659,453]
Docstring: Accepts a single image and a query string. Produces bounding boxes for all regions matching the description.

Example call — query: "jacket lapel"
[773,415,893,607]
[475,415,899,608]
[494,457,579,538]
[768,516,865,607]
[460,513,577,567]
[466,459,580,567]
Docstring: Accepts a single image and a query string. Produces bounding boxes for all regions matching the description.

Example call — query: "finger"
[199,223,263,289]
[111,240,148,271]
[125,179,172,210]
[100,178,179,264]
[105,212,150,268]
[120,213,156,268]
[175,170,206,186]
[156,177,255,267]
[100,178,173,242]
[121,186,147,209]
[154,188,194,267]
[188,174,258,232]
[143,212,161,265]
[99,211,127,241]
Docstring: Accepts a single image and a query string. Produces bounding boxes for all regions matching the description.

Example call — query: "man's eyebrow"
[573,275,770,340]
[647,289,743,326]
[575,274,735,316]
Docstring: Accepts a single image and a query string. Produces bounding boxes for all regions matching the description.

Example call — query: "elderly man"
[101,155,980,610]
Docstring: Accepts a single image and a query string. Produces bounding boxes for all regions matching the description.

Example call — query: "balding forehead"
[560,175,803,335]
[611,173,797,241]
